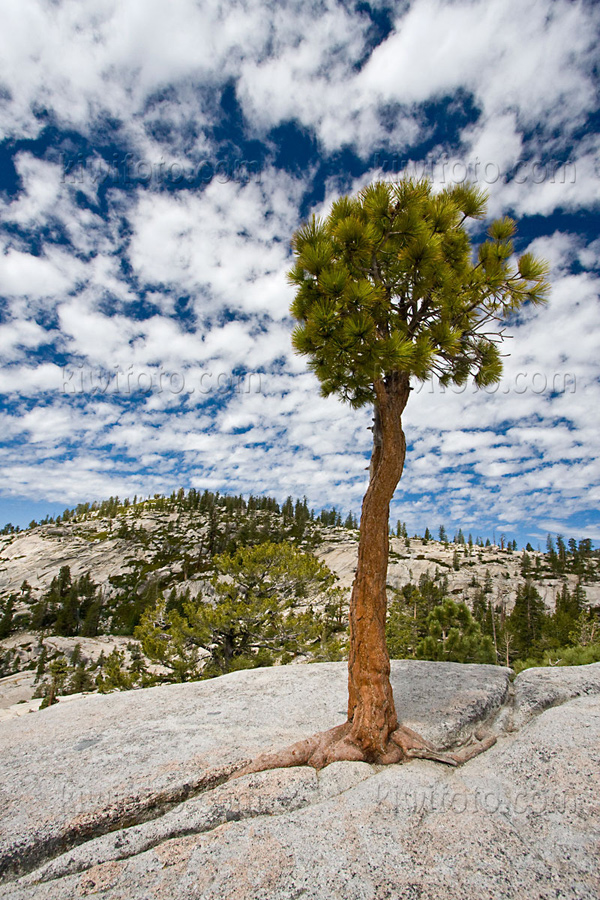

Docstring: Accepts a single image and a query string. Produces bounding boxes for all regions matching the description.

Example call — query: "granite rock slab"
[511,659,600,727]
[1,661,599,899]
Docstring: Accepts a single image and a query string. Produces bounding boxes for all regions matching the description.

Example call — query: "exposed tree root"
[231,723,497,781]
[450,732,497,764]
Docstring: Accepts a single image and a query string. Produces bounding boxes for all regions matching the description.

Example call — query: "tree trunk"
[489,597,498,662]
[347,372,410,758]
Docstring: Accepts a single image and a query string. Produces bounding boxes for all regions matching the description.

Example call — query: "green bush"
[513,642,600,673]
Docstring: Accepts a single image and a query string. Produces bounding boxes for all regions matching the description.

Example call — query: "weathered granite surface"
[1,660,599,900]
[511,660,600,727]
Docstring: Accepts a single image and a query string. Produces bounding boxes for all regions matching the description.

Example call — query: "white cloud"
[360,0,597,129]
[127,169,302,318]
[0,0,598,540]
[0,322,54,364]
[1,155,64,227]
[0,0,265,144]
[0,248,75,299]
[58,300,136,364]
[1,0,596,170]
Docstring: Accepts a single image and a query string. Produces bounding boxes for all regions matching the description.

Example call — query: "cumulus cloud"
[0,0,598,541]
[360,0,597,129]
[0,248,75,300]
[126,169,302,318]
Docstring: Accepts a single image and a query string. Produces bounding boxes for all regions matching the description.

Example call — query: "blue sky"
[0,0,599,547]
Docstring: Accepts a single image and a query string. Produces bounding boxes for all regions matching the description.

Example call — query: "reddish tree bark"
[346,373,410,757]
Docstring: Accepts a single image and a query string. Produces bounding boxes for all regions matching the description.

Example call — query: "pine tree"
[42,656,69,707]
[417,599,495,664]
[569,609,599,647]
[137,542,340,679]
[471,588,487,626]
[69,661,95,694]
[127,641,148,683]
[386,596,419,660]
[54,586,80,636]
[550,583,581,646]
[241,176,548,772]
[578,538,593,558]
[96,649,133,693]
[509,582,547,657]
[34,641,48,684]
[81,598,102,637]
[0,595,15,639]
[396,520,408,539]
[546,534,559,572]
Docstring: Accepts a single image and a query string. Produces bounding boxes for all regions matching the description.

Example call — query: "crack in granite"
[0,763,242,884]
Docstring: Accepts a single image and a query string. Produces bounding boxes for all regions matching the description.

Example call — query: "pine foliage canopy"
[289,179,549,407]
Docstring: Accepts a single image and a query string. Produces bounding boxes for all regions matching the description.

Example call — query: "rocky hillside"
[1,490,599,716]
[2,495,597,620]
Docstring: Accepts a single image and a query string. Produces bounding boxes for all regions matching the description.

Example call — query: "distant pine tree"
[416,599,495,664]
[0,595,14,639]
[509,582,547,657]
